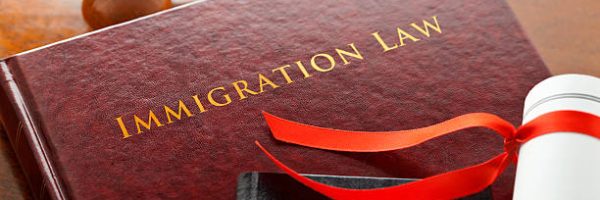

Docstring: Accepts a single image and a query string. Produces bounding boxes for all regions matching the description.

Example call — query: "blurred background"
[0,0,598,199]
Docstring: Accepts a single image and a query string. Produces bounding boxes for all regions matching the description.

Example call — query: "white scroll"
[514,74,600,199]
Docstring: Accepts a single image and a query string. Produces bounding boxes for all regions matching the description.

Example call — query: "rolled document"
[514,74,600,199]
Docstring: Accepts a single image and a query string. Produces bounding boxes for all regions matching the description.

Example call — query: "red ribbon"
[256,110,600,199]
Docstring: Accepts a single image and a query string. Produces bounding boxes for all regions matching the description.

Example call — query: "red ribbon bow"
[256,110,600,199]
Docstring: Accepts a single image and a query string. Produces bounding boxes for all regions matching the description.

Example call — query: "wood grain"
[0,0,88,59]
[507,0,600,76]
[0,0,598,198]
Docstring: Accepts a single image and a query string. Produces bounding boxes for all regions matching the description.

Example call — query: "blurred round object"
[82,0,172,29]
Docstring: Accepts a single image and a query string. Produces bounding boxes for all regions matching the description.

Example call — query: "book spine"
[0,59,66,200]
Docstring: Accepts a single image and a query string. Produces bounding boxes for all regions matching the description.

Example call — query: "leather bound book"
[0,0,549,199]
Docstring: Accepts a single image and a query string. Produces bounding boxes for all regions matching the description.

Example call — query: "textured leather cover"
[0,0,549,199]
[237,172,493,200]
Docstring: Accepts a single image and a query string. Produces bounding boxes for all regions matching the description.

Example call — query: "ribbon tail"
[256,141,511,200]
[262,111,515,152]
[257,110,600,199]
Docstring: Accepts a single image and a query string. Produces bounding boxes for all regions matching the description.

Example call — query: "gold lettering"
[397,28,420,46]
[294,61,312,78]
[164,100,194,124]
[113,15,446,140]
[258,73,279,93]
[191,95,207,113]
[207,86,232,106]
[232,80,259,100]
[134,110,164,134]
[372,31,398,52]
[410,16,442,37]
[116,116,131,138]
[310,53,336,72]
[272,65,294,84]
[335,43,363,65]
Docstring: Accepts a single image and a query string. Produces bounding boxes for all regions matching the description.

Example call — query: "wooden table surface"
[0,0,598,199]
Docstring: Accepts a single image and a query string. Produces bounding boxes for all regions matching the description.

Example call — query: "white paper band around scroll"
[514,74,600,200]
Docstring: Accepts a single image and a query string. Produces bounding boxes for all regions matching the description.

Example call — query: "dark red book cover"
[0,0,549,199]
